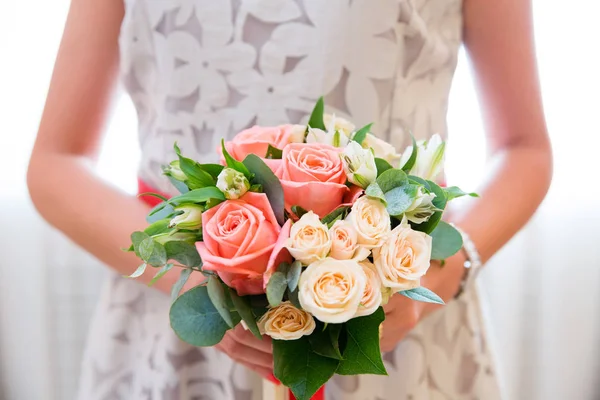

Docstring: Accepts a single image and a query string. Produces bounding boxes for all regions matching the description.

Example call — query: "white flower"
[355,261,383,317]
[216,168,250,200]
[299,258,367,323]
[152,231,197,245]
[329,220,371,261]
[362,133,402,166]
[306,127,350,148]
[164,160,187,181]
[346,196,391,248]
[372,219,432,291]
[286,211,332,265]
[258,302,316,341]
[169,204,204,230]
[324,114,355,137]
[341,141,377,188]
[399,134,446,181]
[289,124,308,143]
[404,187,437,224]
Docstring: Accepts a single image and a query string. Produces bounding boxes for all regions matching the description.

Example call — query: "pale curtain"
[0,1,598,399]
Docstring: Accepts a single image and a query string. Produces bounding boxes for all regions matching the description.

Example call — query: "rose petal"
[281,180,348,218]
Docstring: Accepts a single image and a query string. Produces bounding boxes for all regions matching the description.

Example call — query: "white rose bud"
[399,134,445,181]
[169,204,203,230]
[258,301,316,340]
[216,168,250,200]
[306,127,349,148]
[372,219,432,291]
[346,196,391,248]
[286,211,332,265]
[329,220,370,261]
[362,133,402,166]
[404,187,437,224]
[165,160,187,181]
[341,141,377,188]
[299,258,367,323]
[355,261,383,317]
[323,113,355,137]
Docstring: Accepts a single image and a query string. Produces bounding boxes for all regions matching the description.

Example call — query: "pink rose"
[224,124,305,161]
[196,192,280,295]
[271,143,349,217]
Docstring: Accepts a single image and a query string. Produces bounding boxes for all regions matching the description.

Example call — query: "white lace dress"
[77,1,503,399]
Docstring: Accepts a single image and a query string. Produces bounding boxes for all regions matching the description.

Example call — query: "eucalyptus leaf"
[374,158,393,177]
[171,268,193,302]
[352,123,372,145]
[287,261,302,292]
[266,271,288,307]
[139,237,167,267]
[243,154,285,226]
[430,221,463,260]
[167,176,190,194]
[273,337,339,400]
[125,263,147,278]
[365,169,417,216]
[407,175,429,189]
[365,182,386,204]
[131,231,150,257]
[337,307,387,375]
[148,263,174,286]
[444,186,479,201]
[221,139,252,178]
[385,184,419,216]
[168,187,225,205]
[207,276,234,328]
[229,289,262,340]
[164,241,202,268]
[170,285,240,347]
[400,287,445,304]
[307,97,326,131]
[400,134,418,172]
[376,168,409,192]
[287,288,302,309]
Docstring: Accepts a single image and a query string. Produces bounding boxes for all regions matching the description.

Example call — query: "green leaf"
[430,221,463,260]
[147,202,175,223]
[229,289,262,340]
[164,241,202,268]
[287,261,302,292]
[307,97,326,131]
[291,205,308,219]
[266,271,288,307]
[174,143,217,189]
[273,337,339,400]
[265,144,283,159]
[138,192,168,202]
[131,231,150,257]
[385,184,419,216]
[148,263,174,286]
[143,219,172,236]
[352,123,372,145]
[287,287,302,309]
[168,187,225,205]
[221,139,252,178]
[171,268,193,301]
[170,285,239,347]
[139,237,167,267]
[320,206,350,227]
[400,287,445,305]
[400,134,418,172]
[308,323,344,360]
[337,307,387,376]
[365,169,417,216]
[199,163,225,179]
[374,158,393,177]
[167,176,190,194]
[365,182,386,204]
[207,276,235,328]
[407,175,429,188]
[243,154,285,226]
[444,186,479,201]
[375,168,409,192]
[413,180,447,234]
[125,263,147,278]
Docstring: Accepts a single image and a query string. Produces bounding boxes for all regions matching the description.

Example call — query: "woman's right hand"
[215,324,274,379]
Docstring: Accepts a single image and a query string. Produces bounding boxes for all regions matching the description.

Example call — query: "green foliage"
[412,180,447,234]
[170,268,192,301]
[167,187,225,205]
[320,206,350,227]
[444,186,479,201]
[430,221,463,260]
[125,263,147,278]
[287,261,302,292]
[374,158,393,176]
[308,323,344,360]
[148,263,174,286]
[365,169,419,216]
[207,276,234,328]
[307,97,326,131]
[265,145,283,159]
[139,237,167,267]
[352,123,372,145]
[400,134,418,172]
[400,287,445,304]
[164,241,202,268]
[174,143,216,189]
[266,270,288,307]
[221,139,252,179]
[243,154,285,226]
[291,205,308,219]
[229,288,263,340]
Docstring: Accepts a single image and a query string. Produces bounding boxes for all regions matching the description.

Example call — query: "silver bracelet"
[450,224,483,298]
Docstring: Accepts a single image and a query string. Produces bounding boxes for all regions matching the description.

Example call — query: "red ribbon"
[138,178,325,400]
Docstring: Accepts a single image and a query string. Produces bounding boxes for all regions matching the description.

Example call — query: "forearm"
[426,142,552,302]
[27,153,180,294]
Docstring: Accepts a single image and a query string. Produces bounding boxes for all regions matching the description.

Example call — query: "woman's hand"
[379,255,465,352]
[215,324,274,379]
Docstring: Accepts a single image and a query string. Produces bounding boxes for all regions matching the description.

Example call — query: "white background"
[1,1,599,399]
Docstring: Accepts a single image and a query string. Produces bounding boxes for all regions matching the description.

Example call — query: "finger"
[249,366,275,380]
[230,324,273,353]
[217,335,273,369]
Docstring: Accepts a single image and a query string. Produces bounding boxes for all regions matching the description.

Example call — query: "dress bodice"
[118,0,463,193]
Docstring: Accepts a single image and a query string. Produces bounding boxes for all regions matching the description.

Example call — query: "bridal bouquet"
[127,98,475,400]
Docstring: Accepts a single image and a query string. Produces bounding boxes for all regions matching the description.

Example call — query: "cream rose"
[258,301,316,340]
[355,261,383,317]
[298,258,367,323]
[346,196,391,248]
[329,220,370,261]
[372,220,432,291]
[286,211,331,265]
